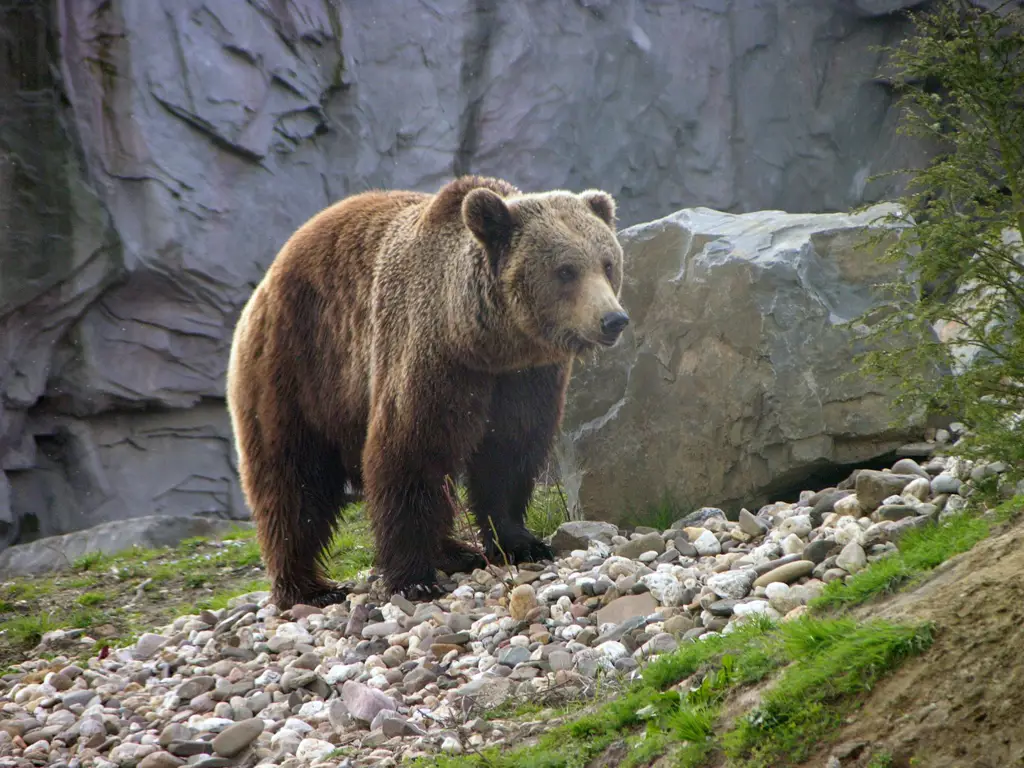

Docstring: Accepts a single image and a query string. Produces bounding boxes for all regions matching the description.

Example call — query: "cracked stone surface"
[559,204,935,523]
[1,0,938,542]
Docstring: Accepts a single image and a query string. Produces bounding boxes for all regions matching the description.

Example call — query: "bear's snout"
[599,310,630,344]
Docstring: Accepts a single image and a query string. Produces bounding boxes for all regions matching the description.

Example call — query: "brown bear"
[226,175,629,608]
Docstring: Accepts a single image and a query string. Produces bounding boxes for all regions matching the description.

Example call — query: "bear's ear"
[580,190,617,229]
[462,188,515,255]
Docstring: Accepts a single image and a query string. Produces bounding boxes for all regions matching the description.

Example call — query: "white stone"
[693,530,722,556]
[274,622,313,645]
[833,517,865,546]
[732,600,780,621]
[282,717,314,733]
[324,663,362,685]
[836,541,867,573]
[779,514,812,537]
[441,736,464,754]
[904,477,931,501]
[296,738,336,762]
[833,495,862,517]
[706,570,755,600]
[781,534,805,556]
[641,572,684,606]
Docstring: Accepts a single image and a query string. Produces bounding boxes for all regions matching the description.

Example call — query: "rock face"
[560,204,931,523]
[1,0,934,543]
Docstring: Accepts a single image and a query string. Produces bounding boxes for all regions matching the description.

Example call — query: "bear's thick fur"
[226,175,628,607]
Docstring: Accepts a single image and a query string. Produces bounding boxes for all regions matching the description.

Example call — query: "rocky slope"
[0,439,1008,768]
[1,0,938,544]
[795,519,1024,768]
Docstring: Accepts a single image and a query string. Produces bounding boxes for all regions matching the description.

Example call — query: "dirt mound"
[799,517,1024,768]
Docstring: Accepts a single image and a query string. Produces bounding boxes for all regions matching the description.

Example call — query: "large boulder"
[560,204,931,523]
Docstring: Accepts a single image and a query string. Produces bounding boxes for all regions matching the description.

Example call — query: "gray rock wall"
[1,0,941,542]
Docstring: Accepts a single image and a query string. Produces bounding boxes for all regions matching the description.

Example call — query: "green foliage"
[641,616,776,691]
[72,552,106,571]
[867,752,895,768]
[196,579,270,611]
[184,574,208,589]
[855,0,1024,476]
[626,489,689,532]
[325,502,375,581]
[525,486,569,539]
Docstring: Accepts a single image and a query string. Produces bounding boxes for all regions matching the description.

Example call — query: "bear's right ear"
[462,188,515,261]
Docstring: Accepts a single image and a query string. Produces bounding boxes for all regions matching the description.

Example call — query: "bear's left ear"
[463,188,515,255]
[580,190,617,229]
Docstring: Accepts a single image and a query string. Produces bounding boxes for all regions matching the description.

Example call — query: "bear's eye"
[556,265,577,283]
[603,262,614,281]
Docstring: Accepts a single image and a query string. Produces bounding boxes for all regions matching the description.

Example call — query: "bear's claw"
[486,533,555,566]
[277,582,350,610]
[437,539,488,575]
[401,581,447,601]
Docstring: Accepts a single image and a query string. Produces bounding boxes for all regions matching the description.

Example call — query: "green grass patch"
[196,579,271,612]
[64,576,101,590]
[721,620,933,766]
[184,574,208,589]
[67,608,110,631]
[483,700,547,722]
[325,503,375,582]
[0,503,380,669]
[413,613,932,768]
[1,581,52,602]
[0,613,60,648]
[72,552,105,572]
[446,482,569,542]
[640,615,779,690]
[75,591,108,607]
[630,489,688,532]
[811,499,1020,612]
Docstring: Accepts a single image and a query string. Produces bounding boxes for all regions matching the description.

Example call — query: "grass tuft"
[75,591,108,607]
[525,486,569,539]
[0,614,59,648]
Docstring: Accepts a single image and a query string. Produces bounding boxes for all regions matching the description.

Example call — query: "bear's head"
[462,187,629,356]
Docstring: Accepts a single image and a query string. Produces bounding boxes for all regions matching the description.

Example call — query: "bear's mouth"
[567,333,617,353]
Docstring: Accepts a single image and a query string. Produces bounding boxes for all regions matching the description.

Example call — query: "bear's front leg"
[437,537,487,576]
[362,425,457,600]
[467,365,566,566]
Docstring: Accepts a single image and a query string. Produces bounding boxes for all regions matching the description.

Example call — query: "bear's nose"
[600,311,630,337]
